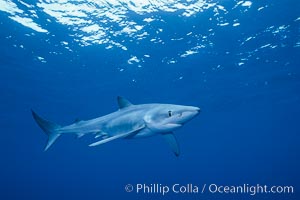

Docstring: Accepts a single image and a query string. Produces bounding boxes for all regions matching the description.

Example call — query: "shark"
[32,96,200,156]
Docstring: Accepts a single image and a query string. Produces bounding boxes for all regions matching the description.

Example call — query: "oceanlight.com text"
[207,183,294,195]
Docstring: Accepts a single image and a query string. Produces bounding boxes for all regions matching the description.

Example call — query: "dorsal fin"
[117,96,133,109]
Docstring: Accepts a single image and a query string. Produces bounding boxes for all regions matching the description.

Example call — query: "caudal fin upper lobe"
[31,110,61,151]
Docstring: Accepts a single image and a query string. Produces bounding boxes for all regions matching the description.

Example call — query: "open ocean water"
[0,0,299,199]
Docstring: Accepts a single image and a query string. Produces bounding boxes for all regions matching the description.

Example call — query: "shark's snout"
[174,106,200,125]
[185,108,200,119]
[193,107,200,113]
[195,107,201,115]
[186,106,201,116]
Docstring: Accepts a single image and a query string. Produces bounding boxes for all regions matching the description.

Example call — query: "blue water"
[0,0,299,199]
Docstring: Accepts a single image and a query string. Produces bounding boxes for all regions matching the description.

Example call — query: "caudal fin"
[31,110,61,151]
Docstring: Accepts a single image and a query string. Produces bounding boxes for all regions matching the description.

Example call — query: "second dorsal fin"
[117,96,133,109]
[74,118,81,123]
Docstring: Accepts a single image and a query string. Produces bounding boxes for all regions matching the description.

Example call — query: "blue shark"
[32,96,200,156]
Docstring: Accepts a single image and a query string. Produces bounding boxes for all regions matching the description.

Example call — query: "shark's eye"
[168,110,172,117]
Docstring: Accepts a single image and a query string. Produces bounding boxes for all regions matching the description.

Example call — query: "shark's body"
[32,97,200,156]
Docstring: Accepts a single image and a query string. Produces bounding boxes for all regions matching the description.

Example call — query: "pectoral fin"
[162,132,180,157]
[89,125,145,147]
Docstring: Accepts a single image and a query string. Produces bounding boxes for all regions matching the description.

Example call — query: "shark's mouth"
[165,123,182,129]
